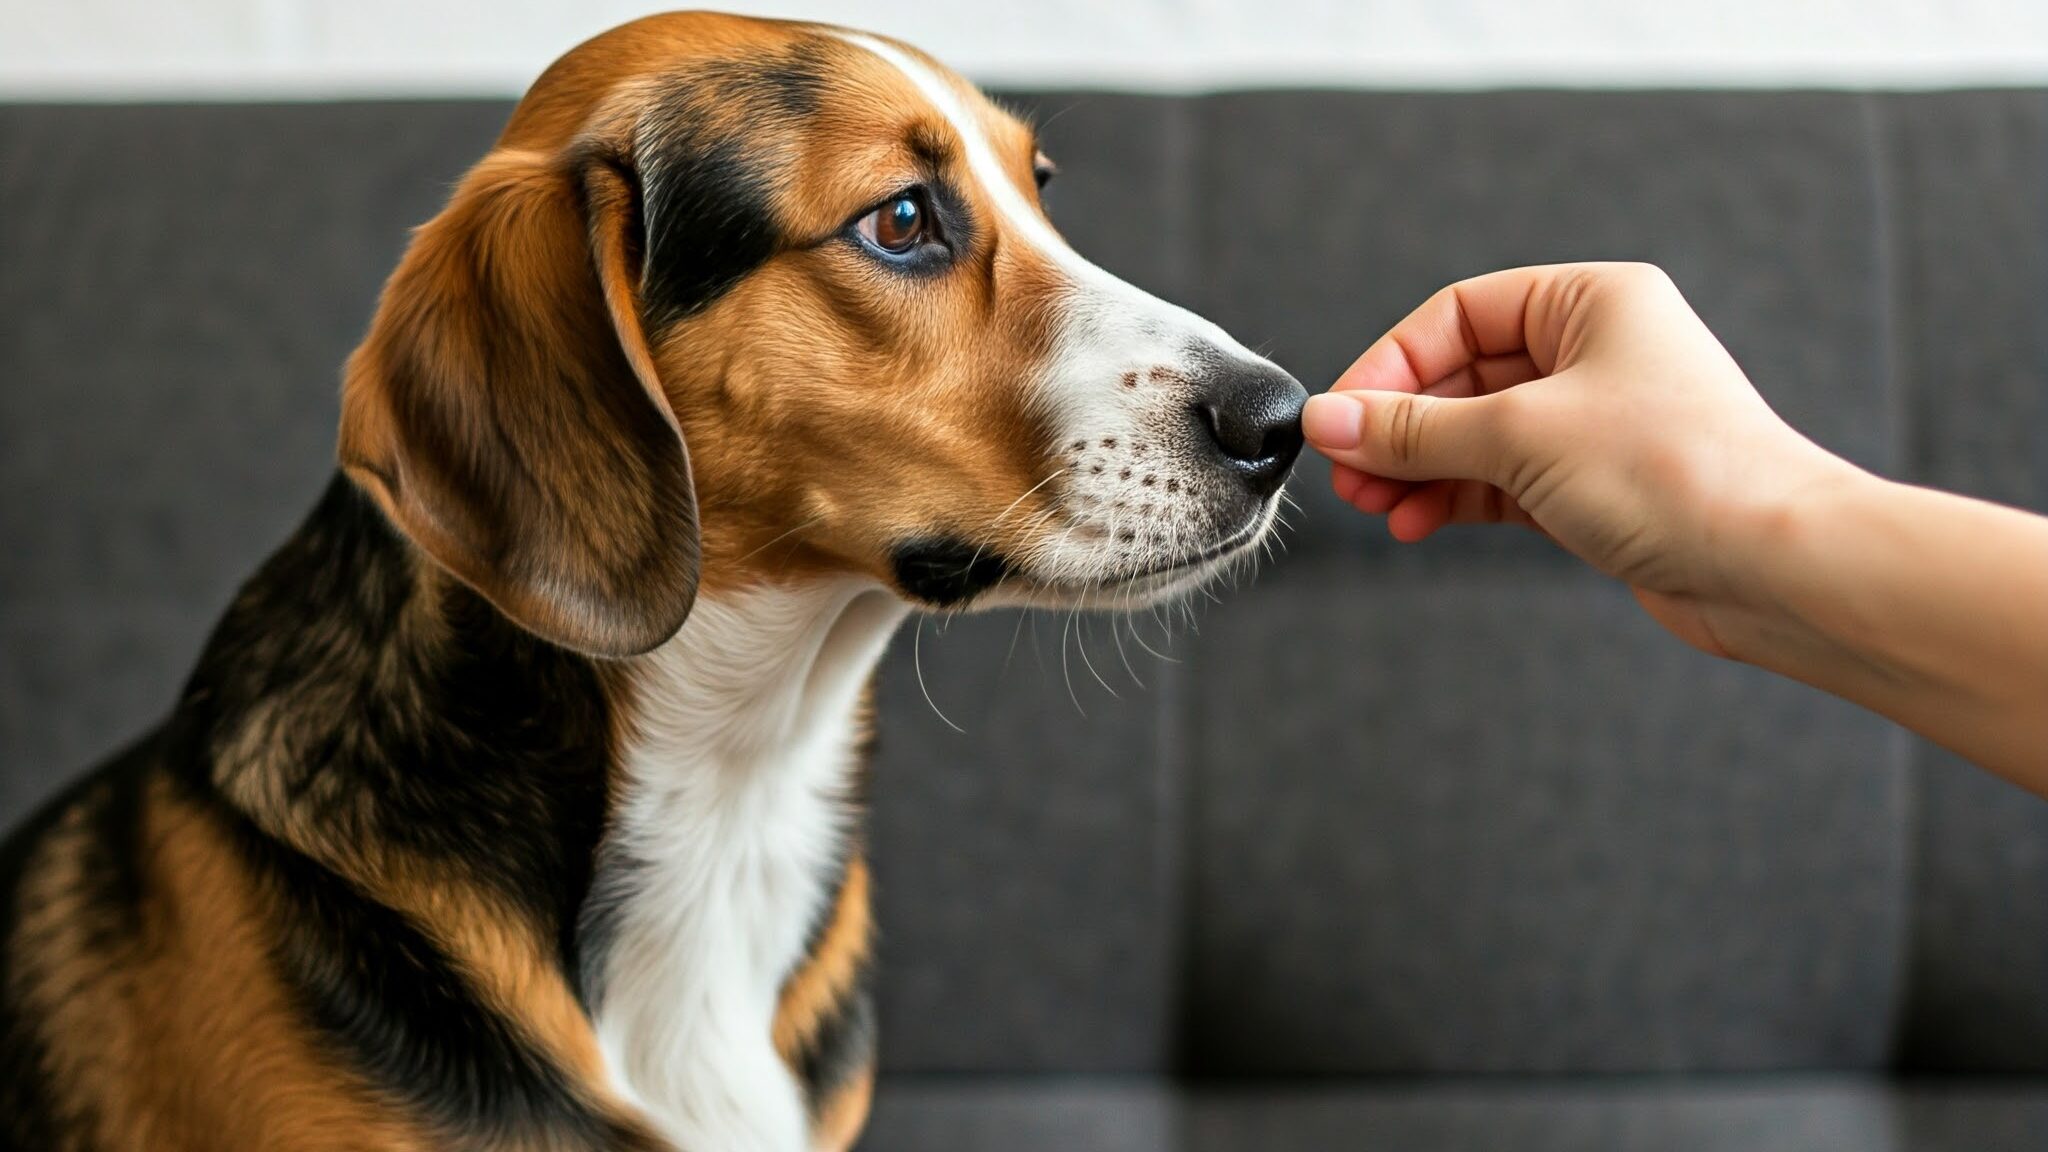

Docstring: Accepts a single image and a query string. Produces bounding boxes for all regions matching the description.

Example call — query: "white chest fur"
[584,581,908,1151]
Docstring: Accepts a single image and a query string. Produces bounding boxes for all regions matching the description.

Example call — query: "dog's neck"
[625,579,909,773]
[581,577,908,1149]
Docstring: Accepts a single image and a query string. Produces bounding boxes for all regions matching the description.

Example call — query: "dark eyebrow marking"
[906,123,956,171]
[636,38,837,326]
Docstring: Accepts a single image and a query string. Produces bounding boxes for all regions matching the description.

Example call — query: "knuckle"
[1479,385,1524,438]
[1611,261,1677,294]
[1547,266,1600,322]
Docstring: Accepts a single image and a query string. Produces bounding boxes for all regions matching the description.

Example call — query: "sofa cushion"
[859,1078,2048,1151]
[4,90,2047,1083]
[1882,90,2048,1073]
[1185,571,1903,1075]
[1177,90,1906,1074]
[864,1081,1179,1152]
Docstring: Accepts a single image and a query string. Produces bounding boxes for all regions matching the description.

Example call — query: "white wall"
[3,0,2046,97]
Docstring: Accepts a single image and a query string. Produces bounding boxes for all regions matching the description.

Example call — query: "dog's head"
[341,12,1304,657]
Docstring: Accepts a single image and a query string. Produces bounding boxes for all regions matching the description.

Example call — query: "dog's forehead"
[501,12,813,145]
[811,32,1026,148]
[504,13,1043,327]
[503,12,1029,168]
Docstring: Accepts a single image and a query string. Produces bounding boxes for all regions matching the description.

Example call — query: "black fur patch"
[637,39,834,326]
[159,477,623,1140]
[890,537,1013,606]
[638,132,781,327]
[800,979,876,1113]
[218,798,614,1142]
[789,855,877,1111]
[171,479,615,977]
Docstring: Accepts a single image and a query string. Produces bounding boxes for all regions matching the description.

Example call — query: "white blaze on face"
[834,31,1251,347]
[836,31,1288,599]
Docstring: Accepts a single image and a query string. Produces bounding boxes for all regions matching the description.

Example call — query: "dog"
[0,11,1304,1151]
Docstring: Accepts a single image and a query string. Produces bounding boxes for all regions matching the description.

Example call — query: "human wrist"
[1698,452,1887,676]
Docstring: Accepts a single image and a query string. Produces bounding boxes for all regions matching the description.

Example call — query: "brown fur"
[773,857,874,1065]
[9,774,436,1151]
[345,12,1071,626]
[11,12,1097,1150]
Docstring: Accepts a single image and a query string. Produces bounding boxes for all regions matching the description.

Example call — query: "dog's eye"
[858,192,930,255]
[1033,152,1057,190]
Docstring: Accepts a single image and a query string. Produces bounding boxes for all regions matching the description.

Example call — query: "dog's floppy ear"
[340,147,699,657]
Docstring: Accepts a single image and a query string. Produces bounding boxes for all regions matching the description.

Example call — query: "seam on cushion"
[1856,87,1924,1075]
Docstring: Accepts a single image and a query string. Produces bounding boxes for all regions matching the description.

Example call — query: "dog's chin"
[894,498,1283,614]
[998,562,1222,613]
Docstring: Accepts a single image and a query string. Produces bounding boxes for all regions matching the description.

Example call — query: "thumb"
[1301,389,1511,485]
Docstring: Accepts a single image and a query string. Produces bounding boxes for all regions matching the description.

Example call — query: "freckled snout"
[1189,361,1309,497]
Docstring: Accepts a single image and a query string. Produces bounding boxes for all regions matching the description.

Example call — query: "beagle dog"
[0,11,1303,1151]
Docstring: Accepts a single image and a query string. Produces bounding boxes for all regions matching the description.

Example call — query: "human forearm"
[1306,264,2048,786]
[1722,469,2048,788]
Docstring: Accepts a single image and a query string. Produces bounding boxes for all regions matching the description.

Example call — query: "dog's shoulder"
[0,477,669,1151]
[0,726,161,1149]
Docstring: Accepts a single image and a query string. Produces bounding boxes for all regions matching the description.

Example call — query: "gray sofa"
[3,90,2046,1149]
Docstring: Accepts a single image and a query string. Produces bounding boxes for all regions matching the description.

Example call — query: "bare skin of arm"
[1301,262,2048,790]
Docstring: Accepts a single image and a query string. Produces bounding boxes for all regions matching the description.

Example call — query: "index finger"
[1332,264,1571,395]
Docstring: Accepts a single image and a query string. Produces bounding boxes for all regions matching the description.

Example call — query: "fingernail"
[1301,392,1364,450]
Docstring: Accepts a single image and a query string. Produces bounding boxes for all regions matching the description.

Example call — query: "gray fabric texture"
[3,92,2047,1144]
[0,102,503,819]
[862,1081,1180,1152]
[856,1080,2048,1151]
[1881,90,2048,1072]
[1177,90,1908,1075]
[1186,573,1904,1074]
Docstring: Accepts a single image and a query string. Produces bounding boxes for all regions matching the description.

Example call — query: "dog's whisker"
[1130,612,1174,663]
[962,467,1068,579]
[1075,614,1118,699]
[1109,543,1149,689]
[733,513,828,567]
[1059,608,1086,717]
[913,615,965,734]
[1001,608,1030,678]
[1110,610,1144,690]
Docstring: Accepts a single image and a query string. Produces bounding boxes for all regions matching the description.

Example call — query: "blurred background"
[4,3,2047,1150]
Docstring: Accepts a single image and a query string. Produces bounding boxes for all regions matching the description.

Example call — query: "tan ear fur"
[340,147,700,656]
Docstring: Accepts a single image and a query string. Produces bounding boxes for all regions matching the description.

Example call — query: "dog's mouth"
[889,497,1282,612]
[889,538,1016,607]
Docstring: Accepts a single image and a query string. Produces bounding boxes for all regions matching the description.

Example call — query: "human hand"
[1303,261,2048,783]
[1301,262,1856,657]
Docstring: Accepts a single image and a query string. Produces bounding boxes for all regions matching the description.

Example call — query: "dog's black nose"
[1191,362,1308,497]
